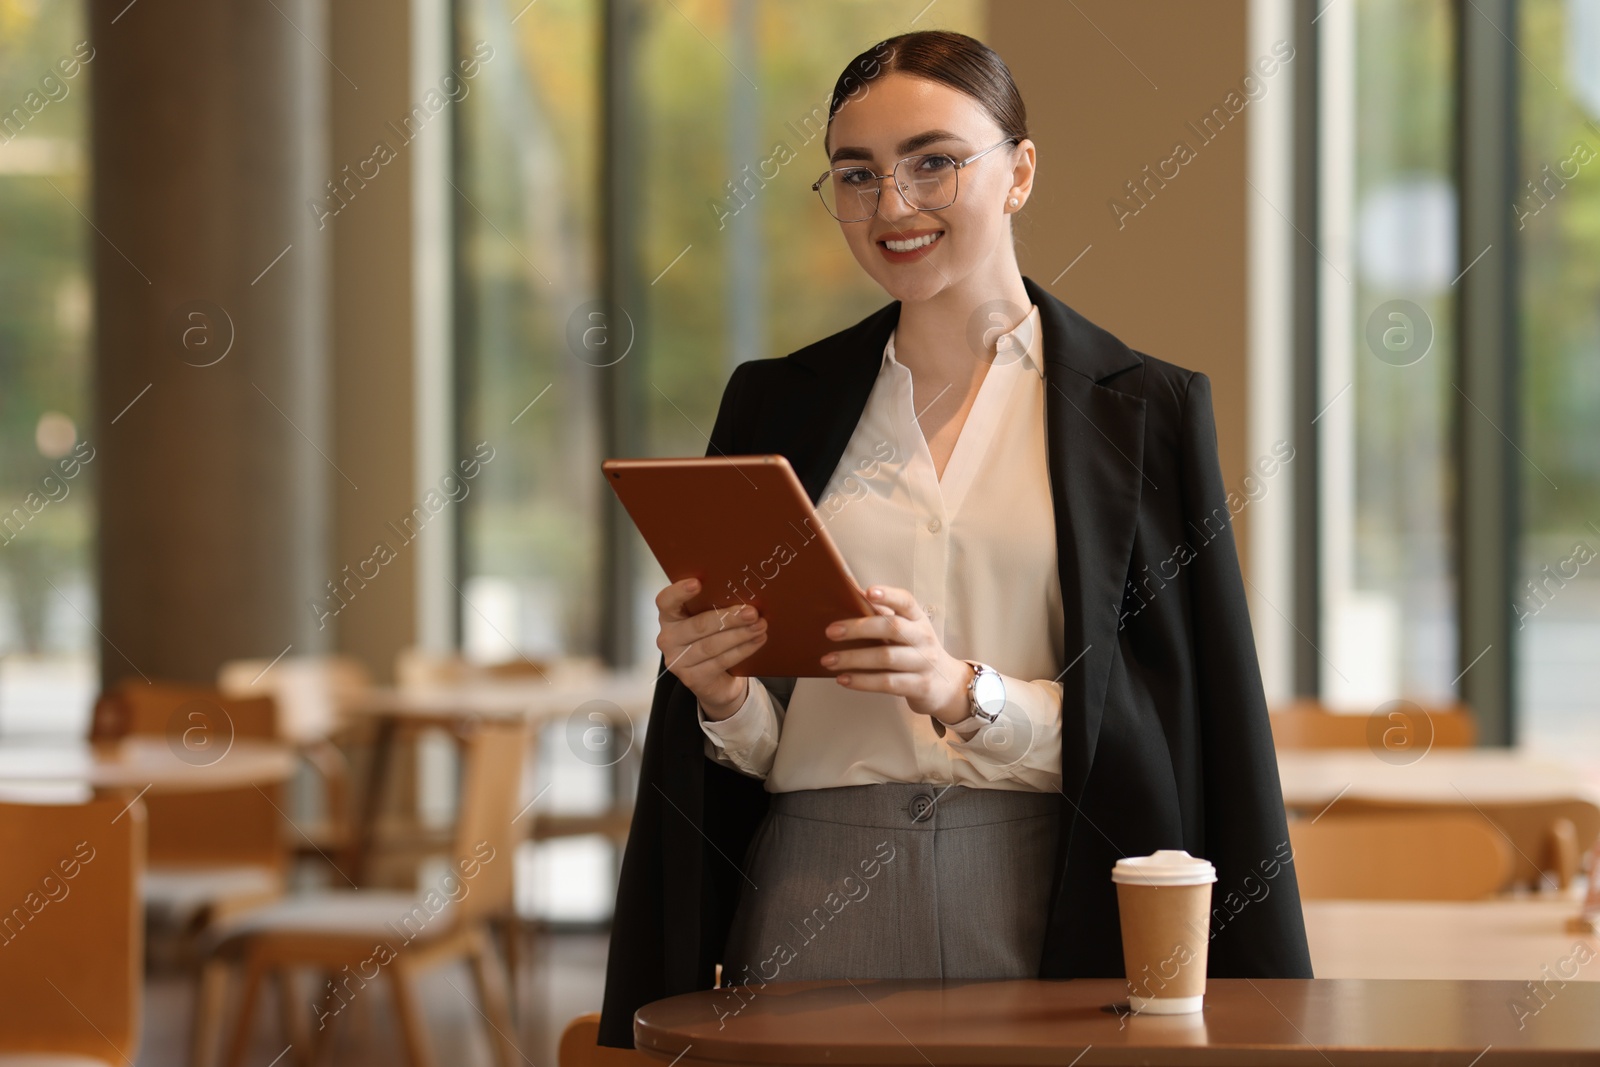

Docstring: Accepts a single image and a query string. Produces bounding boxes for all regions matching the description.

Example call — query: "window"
[1316,0,1458,707]
[0,2,97,735]
[1516,0,1600,762]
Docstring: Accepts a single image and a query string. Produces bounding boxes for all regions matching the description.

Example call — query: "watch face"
[973,669,1006,719]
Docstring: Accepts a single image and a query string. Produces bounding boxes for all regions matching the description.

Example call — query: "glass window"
[1516,0,1600,765]
[455,0,604,664]
[0,1,97,735]
[1317,0,1458,708]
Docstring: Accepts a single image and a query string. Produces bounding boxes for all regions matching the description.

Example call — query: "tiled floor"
[139,930,610,1066]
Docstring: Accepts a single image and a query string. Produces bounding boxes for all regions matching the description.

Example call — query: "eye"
[913,154,957,173]
[837,167,875,187]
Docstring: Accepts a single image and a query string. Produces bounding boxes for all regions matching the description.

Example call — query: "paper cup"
[1112,849,1216,1015]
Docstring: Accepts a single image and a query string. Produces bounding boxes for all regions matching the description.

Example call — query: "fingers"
[661,616,767,672]
[825,612,910,645]
[863,584,922,620]
[822,643,930,674]
[655,577,703,621]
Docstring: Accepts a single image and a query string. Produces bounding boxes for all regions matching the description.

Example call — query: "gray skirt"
[720,783,1061,988]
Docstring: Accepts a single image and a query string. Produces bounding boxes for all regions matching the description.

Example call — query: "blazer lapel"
[783,300,900,504]
[1024,276,1146,814]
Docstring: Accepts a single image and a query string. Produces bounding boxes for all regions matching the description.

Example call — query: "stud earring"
[1008,197,1020,208]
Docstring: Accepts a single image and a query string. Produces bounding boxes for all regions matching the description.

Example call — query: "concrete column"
[90,0,329,687]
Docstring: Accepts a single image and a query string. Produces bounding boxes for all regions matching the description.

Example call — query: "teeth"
[884,232,940,252]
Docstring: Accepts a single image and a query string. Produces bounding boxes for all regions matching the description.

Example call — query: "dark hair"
[826,30,1029,147]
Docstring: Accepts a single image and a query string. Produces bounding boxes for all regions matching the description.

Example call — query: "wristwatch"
[964,661,1005,724]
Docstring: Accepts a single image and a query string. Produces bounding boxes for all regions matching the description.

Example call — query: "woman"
[598,29,1310,1048]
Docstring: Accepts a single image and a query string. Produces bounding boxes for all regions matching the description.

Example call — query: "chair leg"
[1550,817,1580,890]
[469,930,521,1067]
[275,968,310,1066]
[499,914,520,1023]
[389,962,437,1067]
[223,958,267,1067]
[190,958,232,1067]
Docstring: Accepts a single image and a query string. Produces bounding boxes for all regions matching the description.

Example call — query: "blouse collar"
[882,302,1045,379]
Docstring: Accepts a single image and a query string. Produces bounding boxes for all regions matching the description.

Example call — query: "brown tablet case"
[602,454,884,677]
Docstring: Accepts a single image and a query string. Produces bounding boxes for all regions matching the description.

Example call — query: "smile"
[879,231,943,252]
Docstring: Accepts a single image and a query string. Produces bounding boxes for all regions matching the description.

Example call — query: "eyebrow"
[828,129,967,165]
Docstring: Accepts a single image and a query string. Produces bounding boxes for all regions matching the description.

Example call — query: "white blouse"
[697,303,1066,793]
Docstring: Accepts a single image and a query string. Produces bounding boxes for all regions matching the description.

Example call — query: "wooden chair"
[0,798,144,1066]
[195,718,530,1067]
[1331,796,1600,891]
[1269,698,1477,750]
[557,1012,656,1066]
[1288,811,1513,900]
[218,654,371,860]
[92,680,289,936]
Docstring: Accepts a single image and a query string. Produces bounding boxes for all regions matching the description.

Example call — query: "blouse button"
[927,518,941,533]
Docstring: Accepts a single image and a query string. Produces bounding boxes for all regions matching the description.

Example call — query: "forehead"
[827,72,994,157]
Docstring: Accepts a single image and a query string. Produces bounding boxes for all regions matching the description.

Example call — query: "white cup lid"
[1112,849,1217,886]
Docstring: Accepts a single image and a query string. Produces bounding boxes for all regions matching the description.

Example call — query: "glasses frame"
[811,137,1020,223]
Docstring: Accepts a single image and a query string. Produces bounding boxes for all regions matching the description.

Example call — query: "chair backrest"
[1269,699,1477,750]
[557,1012,657,1066]
[449,719,530,922]
[1333,796,1600,889]
[218,653,371,742]
[92,678,278,742]
[89,680,284,870]
[1288,811,1512,899]
[395,647,554,688]
[0,798,144,1061]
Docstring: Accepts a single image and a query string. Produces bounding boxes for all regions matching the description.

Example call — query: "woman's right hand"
[655,577,768,720]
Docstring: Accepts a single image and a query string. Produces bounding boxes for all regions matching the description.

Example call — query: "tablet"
[602,454,886,677]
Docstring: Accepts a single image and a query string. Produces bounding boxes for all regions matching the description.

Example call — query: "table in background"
[337,665,657,882]
[0,736,296,801]
[1276,749,1595,810]
[635,978,1600,1065]
[1304,895,1599,979]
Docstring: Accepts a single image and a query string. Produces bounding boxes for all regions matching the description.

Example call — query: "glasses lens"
[894,154,959,211]
[821,168,879,221]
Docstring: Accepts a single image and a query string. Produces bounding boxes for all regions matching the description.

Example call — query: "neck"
[892,258,1032,380]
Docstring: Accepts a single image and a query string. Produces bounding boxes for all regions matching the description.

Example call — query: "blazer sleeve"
[597,359,772,1048]
[1178,371,1314,978]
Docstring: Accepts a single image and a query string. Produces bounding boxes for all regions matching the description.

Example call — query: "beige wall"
[988,0,1256,569]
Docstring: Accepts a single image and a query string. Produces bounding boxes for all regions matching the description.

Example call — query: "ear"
[1007,138,1038,210]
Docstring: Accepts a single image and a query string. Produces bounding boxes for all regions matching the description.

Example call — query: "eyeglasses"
[811,137,1018,223]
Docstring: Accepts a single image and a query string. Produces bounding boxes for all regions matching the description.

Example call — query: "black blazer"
[597,274,1312,1048]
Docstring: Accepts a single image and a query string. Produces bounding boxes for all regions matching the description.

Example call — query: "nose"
[873,172,920,222]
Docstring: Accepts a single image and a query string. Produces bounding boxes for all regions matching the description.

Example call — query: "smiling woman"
[598,27,1312,1050]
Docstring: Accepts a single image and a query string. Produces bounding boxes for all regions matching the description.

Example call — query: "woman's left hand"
[821,585,974,726]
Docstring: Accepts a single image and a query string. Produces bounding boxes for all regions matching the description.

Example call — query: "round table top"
[339,666,659,726]
[634,977,1600,1065]
[0,736,297,797]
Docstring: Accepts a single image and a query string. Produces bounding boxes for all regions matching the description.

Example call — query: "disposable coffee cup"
[1111,849,1216,1015]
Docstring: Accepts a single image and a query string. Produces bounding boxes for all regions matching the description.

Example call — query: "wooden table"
[338,667,656,882]
[1304,896,1600,979]
[635,978,1600,1065]
[1277,749,1595,810]
[0,736,297,800]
